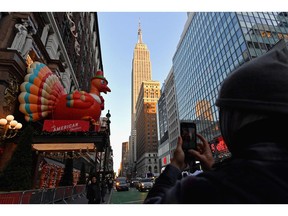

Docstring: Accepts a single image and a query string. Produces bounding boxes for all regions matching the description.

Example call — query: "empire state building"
[129,20,152,170]
[131,21,152,128]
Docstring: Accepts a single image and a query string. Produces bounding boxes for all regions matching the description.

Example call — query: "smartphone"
[180,120,197,166]
[180,120,197,151]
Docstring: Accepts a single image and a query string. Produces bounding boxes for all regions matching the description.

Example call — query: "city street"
[110,187,148,204]
[60,188,113,204]
[60,186,148,204]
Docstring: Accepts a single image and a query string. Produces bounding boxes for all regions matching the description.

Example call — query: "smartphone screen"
[180,121,196,151]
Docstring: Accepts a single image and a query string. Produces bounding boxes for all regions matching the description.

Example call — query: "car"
[137,178,153,192]
[115,177,129,191]
[130,178,141,187]
[135,179,142,190]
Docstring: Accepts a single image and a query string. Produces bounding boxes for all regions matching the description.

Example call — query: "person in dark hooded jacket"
[144,39,288,204]
[86,176,101,204]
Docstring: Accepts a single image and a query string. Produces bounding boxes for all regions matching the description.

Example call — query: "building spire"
[138,18,143,43]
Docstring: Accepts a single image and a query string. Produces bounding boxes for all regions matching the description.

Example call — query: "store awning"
[32,143,95,151]
[31,131,107,152]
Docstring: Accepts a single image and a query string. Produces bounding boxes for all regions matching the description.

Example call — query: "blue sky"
[98,12,187,172]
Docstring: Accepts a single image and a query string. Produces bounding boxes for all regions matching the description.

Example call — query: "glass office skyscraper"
[173,12,288,143]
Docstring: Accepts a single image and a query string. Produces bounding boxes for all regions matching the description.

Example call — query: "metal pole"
[103,110,111,182]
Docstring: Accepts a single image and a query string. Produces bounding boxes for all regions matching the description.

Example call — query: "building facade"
[129,21,152,175]
[135,81,160,177]
[52,12,103,92]
[0,12,106,187]
[159,68,180,170]
[131,21,152,129]
[172,12,288,160]
[157,84,170,172]
[120,141,129,177]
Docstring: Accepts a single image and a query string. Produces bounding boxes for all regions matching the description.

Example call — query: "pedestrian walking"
[108,178,113,193]
[101,179,107,203]
[144,40,288,204]
[86,176,101,204]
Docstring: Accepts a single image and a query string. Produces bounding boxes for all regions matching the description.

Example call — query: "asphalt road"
[110,187,148,204]
[59,186,147,204]
[55,190,112,204]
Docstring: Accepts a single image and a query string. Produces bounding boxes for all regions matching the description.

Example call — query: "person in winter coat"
[86,176,101,204]
[144,39,288,204]
[108,178,113,193]
[101,179,108,203]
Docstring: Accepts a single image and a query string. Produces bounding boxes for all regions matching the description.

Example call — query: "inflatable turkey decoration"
[18,62,111,123]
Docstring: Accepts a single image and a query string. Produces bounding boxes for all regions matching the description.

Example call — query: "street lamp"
[106,110,111,136]
[100,110,111,185]
[0,115,22,143]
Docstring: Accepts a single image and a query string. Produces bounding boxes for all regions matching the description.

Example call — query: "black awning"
[32,131,108,152]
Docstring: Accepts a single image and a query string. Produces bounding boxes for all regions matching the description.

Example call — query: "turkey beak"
[103,85,111,94]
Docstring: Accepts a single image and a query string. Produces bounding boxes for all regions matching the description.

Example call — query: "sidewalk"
[60,189,113,204]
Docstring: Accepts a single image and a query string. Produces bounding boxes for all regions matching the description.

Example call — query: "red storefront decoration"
[210,136,229,153]
[42,120,90,132]
[216,136,228,152]
[163,157,167,165]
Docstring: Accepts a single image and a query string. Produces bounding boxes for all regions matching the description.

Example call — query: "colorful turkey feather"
[18,62,66,122]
